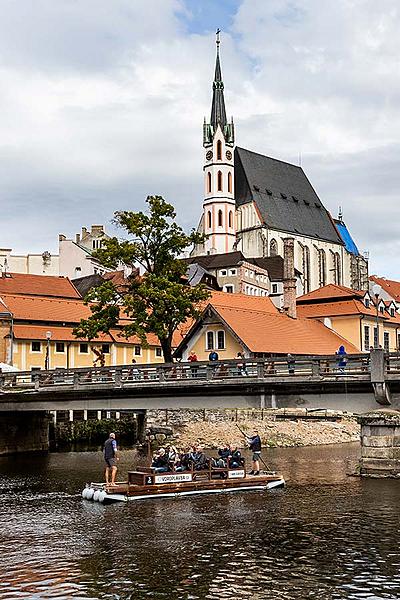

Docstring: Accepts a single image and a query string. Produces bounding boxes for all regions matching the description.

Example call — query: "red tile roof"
[212,305,359,355]
[210,290,278,313]
[0,294,91,322]
[297,284,364,303]
[0,273,80,298]
[13,325,113,342]
[370,276,400,302]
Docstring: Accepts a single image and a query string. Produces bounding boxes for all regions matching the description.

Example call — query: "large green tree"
[74,196,210,362]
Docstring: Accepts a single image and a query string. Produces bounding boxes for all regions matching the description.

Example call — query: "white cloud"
[0,0,399,278]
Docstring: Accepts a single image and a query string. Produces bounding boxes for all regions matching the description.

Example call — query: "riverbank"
[174,417,360,448]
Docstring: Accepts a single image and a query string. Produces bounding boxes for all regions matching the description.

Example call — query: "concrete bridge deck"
[1,352,399,413]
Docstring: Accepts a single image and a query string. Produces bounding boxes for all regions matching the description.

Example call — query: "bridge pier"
[0,411,49,456]
[358,409,400,477]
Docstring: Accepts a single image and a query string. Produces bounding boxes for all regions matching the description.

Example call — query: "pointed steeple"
[210,29,227,131]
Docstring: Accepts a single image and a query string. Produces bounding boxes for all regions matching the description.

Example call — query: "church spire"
[210,29,227,130]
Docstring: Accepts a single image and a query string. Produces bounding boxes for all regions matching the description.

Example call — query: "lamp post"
[45,330,52,370]
[372,283,382,349]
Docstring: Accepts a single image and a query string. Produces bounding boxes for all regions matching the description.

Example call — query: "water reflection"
[1,443,400,599]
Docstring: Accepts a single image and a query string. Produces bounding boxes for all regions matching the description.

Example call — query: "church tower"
[202,31,235,255]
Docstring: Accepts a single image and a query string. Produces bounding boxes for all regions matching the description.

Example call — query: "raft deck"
[83,467,285,504]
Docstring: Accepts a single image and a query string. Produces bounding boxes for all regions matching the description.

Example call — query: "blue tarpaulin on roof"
[335,221,360,256]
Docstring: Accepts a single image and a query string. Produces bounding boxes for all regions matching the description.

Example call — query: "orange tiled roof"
[0,294,92,322]
[297,284,365,303]
[13,324,113,342]
[370,275,400,302]
[213,305,359,355]
[297,299,378,319]
[210,290,278,313]
[0,273,80,299]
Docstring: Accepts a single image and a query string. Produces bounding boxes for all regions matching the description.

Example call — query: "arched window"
[270,239,278,257]
[217,140,222,160]
[217,171,223,191]
[319,249,326,287]
[303,246,311,293]
[207,172,212,193]
[335,253,341,285]
[228,171,232,193]
[228,210,233,228]
[218,210,223,227]
[207,211,212,229]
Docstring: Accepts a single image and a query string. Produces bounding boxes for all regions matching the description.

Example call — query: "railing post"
[206,364,213,380]
[311,359,320,378]
[257,360,264,379]
[34,374,40,390]
[115,367,122,388]
[73,372,80,389]
[158,366,165,382]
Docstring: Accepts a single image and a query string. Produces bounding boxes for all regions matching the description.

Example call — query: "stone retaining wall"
[358,410,400,477]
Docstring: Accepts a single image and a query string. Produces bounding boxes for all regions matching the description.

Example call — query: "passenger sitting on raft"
[151,448,170,473]
[228,445,244,469]
[192,445,208,470]
[212,444,230,468]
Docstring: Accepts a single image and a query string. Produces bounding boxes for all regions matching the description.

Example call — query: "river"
[1,443,400,599]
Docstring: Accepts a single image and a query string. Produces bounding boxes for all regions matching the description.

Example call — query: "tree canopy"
[73,196,210,362]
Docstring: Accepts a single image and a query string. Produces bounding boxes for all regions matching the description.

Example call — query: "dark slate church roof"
[234,147,342,245]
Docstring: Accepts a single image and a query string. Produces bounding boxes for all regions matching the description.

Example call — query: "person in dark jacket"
[151,448,170,473]
[247,430,262,475]
[336,345,347,374]
[192,446,208,470]
[104,432,119,486]
[228,445,244,469]
[213,444,230,468]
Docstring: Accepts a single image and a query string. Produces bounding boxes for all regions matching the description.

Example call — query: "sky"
[0,0,399,277]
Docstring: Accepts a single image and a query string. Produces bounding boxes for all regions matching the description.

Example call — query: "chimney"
[75,233,80,243]
[283,237,297,319]
[58,234,66,242]
[81,227,87,238]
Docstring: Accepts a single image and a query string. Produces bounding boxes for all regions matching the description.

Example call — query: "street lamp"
[372,283,382,349]
[45,330,52,370]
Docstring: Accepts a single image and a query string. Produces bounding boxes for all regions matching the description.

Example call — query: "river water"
[1,443,400,599]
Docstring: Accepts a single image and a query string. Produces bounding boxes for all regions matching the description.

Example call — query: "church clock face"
[226,150,232,160]
[206,150,213,161]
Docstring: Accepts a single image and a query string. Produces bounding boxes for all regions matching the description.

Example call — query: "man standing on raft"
[247,430,262,475]
[104,432,119,486]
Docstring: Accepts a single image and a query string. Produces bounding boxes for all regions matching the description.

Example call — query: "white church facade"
[192,34,368,295]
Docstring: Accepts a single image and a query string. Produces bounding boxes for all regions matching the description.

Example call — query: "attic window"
[253,185,260,192]
[266,189,272,195]
[292,195,299,202]
[280,193,287,199]
[304,199,310,206]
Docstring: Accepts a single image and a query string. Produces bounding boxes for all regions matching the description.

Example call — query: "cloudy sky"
[0,0,399,277]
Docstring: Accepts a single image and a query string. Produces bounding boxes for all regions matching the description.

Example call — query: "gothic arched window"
[217,140,222,160]
[207,172,212,194]
[218,209,223,227]
[217,171,223,191]
[319,249,326,287]
[335,252,341,285]
[228,210,233,228]
[207,211,212,229]
[270,239,278,257]
[228,171,232,193]
[303,246,311,293]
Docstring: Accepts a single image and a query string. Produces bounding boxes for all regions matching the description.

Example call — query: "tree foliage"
[74,196,210,362]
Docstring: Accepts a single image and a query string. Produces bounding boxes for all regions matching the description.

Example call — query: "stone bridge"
[1,349,398,412]
[1,350,399,455]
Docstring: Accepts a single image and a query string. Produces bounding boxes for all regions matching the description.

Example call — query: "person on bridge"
[104,432,119,487]
[247,430,262,476]
[336,345,347,374]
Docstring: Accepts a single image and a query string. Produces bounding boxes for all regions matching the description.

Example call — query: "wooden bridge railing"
[0,352,390,393]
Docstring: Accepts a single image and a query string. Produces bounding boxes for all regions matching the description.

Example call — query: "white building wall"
[0,248,59,275]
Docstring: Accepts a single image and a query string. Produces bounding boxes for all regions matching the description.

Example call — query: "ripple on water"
[1,444,400,599]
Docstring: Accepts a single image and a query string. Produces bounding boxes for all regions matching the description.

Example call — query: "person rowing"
[247,430,262,475]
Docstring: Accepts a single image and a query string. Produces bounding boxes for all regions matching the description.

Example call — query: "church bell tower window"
[217,140,222,160]
[208,211,212,229]
[228,211,233,228]
[207,172,212,193]
[217,171,223,191]
[228,171,232,193]
[218,210,223,227]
